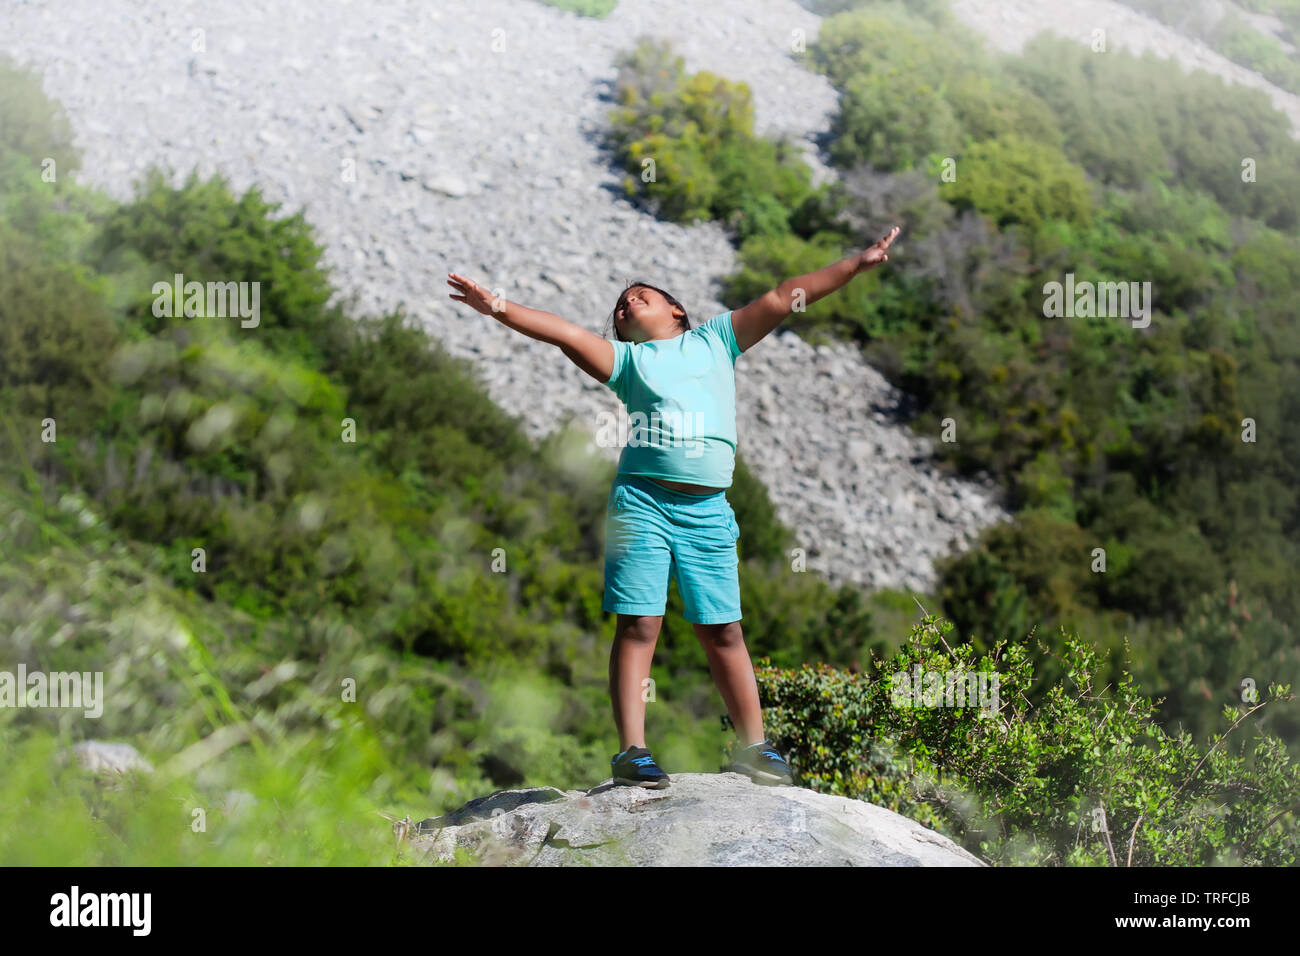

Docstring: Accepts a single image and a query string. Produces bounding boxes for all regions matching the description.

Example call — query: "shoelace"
[631,755,657,767]
[746,741,786,764]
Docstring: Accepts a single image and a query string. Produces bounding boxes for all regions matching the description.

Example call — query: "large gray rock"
[411,773,984,866]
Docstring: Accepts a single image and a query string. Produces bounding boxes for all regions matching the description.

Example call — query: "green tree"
[940,135,1094,232]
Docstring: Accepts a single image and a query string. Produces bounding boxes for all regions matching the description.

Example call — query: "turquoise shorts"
[602,474,742,625]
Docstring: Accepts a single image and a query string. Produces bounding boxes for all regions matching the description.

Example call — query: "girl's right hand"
[447,273,503,316]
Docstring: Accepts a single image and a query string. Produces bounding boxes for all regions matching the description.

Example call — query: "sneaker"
[728,739,794,786]
[611,745,671,789]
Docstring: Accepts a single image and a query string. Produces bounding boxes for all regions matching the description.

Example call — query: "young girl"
[447,225,898,789]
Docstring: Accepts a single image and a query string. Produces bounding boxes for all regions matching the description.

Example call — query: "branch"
[1098,802,1118,867]
[1126,813,1143,867]
[1165,701,1267,809]
[1126,699,1268,865]
[1259,799,1300,836]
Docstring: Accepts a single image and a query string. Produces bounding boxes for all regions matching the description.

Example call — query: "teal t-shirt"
[603,311,742,488]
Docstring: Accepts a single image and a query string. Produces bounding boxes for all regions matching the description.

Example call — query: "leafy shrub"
[607,37,817,238]
[534,0,618,16]
[831,70,961,172]
[942,70,1065,150]
[811,6,967,171]
[1008,34,1300,229]
[724,230,892,339]
[1124,0,1300,93]
[0,223,120,442]
[939,135,1094,232]
[757,612,1300,864]
[0,52,80,171]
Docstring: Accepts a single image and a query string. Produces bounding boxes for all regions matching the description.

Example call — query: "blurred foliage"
[1008,34,1300,230]
[809,4,1063,169]
[0,52,80,171]
[1237,0,1300,44]
[0,222,119,437]
[798,0,952,19]
[1124,0,1300,94]
[533,0,618,16]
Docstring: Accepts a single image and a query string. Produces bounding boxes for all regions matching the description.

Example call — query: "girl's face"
[615,286,684,343]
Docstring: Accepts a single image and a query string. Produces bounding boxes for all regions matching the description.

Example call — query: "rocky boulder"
[410,772,984,866]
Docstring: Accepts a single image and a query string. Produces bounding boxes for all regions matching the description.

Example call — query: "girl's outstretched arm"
[729,226,900,353]
[447,272,615,383]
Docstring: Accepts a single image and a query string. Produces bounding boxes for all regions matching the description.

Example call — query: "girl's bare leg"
[610,613,664,751]
[692,620,765,747]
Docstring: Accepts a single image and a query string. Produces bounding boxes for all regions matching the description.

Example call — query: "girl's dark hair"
[605,280,691,342]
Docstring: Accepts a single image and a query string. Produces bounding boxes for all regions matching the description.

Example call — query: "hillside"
[1,0,1298,867]
[0,0,1007,593]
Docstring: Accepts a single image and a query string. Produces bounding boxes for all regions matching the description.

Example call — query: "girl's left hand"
[855,226,900,273]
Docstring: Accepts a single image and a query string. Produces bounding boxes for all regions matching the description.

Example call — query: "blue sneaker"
[611,745,671,789]
[728,739,794,786]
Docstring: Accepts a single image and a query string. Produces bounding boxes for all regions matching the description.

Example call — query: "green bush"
[808,3,970,92]
[0,52,80,171]
[830,69,961,171]
[810,6,969,171]
[533,0,617,16]
[942,70,1065,151]
[1008,34,1300,229]
[92,169,345,361]
[607,37,817,238]
[724,230,891,339]
[1147,582,1300,750]
[0,223,121,441]
[757,612,1300,865]
[1124,0,1300,94]
[939,136,1094,232]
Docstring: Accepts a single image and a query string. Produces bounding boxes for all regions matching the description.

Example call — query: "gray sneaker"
[611,745,671,788]
[728,739,794,785]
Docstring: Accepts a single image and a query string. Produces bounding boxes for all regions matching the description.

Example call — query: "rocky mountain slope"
[7,0,1294,591]
[951,0,1300,137]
